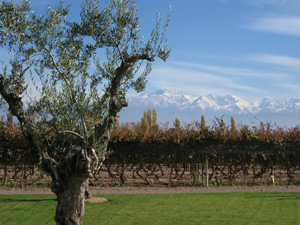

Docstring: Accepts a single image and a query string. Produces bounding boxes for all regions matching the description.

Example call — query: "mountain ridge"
[119,89,300,127]
[126,89,300,114]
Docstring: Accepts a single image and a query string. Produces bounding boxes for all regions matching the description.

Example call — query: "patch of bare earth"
[85,197,108,203]
[0,185,300,195]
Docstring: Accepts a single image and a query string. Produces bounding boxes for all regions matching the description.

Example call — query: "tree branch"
[0,74,27,126]
[58,130,88,144]
[19,63,32,78]
[116,44,126,64]
[43,47,64,75]
[125,53,166,63]
[0,73,61,185]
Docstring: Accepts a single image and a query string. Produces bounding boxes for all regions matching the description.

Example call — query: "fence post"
[201,163,204,186]
[205,156,209,188]
[3,165,7,186]
[271,169,275,186]
[168,164,173,187]
[197,163,201,183]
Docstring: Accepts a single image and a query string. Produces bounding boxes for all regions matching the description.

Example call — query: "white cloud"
[144,60,300,101]
[148,66,265,98]
[246,16,300,36]
[248,54,300,68]
[170,61,289,79]
[174,62,256,77]
[280,83,300,91]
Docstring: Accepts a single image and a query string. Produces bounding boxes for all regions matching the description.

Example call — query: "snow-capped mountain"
[119,89,300,127]
[127,89,196,110]
[189,94,254,114]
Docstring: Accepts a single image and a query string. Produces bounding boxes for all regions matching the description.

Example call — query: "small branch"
[116,44,126,64]
[83,120,88,136]
[42,47,72,90]
[58,130,88,144]
[43,47,63,75]
[125,53,154,63]
[82,119,89,143]
[19,64,32,78]
[154,54,167,62]
[125,53,167,63]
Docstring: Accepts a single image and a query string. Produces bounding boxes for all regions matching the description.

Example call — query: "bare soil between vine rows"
[1,185,300,195]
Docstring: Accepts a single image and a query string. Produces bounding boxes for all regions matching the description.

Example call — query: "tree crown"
[0,0,171,157]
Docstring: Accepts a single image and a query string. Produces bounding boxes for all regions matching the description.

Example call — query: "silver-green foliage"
[0,0,171,156]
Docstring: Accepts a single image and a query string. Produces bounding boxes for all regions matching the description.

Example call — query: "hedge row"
[1,118,300,186]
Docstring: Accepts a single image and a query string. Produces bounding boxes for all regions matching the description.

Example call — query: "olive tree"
[0,0,171,224]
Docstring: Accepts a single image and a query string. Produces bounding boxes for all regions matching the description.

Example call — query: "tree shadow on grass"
[278,197,300,200]
[248,196,300,200]
[0,198,57,203]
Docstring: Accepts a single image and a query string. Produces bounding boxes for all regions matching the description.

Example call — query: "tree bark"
[49,147,103,225]
[3,165,7,186]
[84,179,92,199]
[54,177,88,225]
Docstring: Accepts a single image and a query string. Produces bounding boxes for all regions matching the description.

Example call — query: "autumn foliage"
[1,116,300,186]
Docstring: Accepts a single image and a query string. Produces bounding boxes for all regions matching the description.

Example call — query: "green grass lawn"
[0,192,299,225]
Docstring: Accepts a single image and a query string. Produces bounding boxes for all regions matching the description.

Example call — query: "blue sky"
[3,0,300,101]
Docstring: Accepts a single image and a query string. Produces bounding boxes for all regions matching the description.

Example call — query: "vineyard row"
[1,119,300,186]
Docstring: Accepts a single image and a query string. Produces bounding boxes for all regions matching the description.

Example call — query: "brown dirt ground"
[0,185,300,195]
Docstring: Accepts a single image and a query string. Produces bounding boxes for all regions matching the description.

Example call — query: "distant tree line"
[120,108,241,133]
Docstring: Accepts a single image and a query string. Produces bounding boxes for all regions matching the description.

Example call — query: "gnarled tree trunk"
[85,179,92,199]
[45,147,103,225]
[53,177,88,225]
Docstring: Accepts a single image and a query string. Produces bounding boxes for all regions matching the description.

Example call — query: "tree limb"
[19,63,32,78]
[43,47,64,75]
[116,44,126,64]
[58,130,88,144]
[125,53,166,63]
[0,73,61,185]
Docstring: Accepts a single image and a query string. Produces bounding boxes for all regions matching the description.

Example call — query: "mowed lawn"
[0,191,299,225]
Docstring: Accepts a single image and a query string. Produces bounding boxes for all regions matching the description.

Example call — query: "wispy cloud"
[148,66,265,99]
[174,62,256,77]
[245,16,300,36]
[280,83,300,91]
[248,54,300,68]
[170,61,289,79]
[144,59,300,101]
[244,0,300,9]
